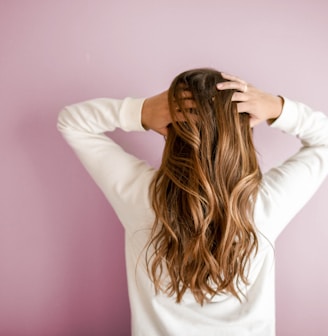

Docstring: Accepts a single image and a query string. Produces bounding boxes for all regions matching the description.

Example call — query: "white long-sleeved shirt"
[57,97,328,336]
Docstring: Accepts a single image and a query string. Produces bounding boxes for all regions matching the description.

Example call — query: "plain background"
[1,1,327,335]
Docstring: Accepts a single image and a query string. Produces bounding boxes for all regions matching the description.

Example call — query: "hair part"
[146,68,262,305]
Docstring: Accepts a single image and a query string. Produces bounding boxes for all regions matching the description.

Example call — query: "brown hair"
[146,68,262,305]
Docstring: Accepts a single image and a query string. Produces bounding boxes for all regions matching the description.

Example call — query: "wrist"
[141,99,150,130]
[267,96,284,125]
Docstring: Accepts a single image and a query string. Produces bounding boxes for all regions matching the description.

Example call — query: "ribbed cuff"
[270,97,299,135]
[120,97,147,132]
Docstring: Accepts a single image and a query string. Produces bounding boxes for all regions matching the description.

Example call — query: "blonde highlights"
[147,69,262,305]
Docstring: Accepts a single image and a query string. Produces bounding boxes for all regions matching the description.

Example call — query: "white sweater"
[58,97,328,336]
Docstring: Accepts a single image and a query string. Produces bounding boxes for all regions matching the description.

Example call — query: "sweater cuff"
[270,97,299,134]
[120,97,147,132]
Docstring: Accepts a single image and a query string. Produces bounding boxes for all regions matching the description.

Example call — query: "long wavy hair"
[146,68,262,305]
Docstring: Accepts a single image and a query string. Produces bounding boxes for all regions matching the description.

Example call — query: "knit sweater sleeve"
[57,97,156,231]
[254,98,328,242]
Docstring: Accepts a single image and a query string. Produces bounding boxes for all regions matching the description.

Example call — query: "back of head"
[147,68,262,305]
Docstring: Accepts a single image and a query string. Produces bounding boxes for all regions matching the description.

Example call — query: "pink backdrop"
[1,1,327,335]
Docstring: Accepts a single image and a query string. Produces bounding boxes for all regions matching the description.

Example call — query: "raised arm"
[217,73,328,241]
[57,98,156,231]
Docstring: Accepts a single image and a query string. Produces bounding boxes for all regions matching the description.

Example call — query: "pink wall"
[1,1,327,335]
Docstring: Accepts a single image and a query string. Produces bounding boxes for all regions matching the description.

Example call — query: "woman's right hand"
[216,73,284,127]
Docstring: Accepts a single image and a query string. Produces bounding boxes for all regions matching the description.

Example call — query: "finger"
[231,92,248,102]
[216,81,247,92]
[235,102,249,113]
[183,100,196,109]
[221,72,247,85]
[175,98,197,110]
[180,90,193,99]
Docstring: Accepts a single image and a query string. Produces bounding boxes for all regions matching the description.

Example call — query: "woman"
[57,69,328,335]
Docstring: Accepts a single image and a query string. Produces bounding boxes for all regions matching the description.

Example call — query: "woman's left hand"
[141,90,195,135]
[141,91,171,136]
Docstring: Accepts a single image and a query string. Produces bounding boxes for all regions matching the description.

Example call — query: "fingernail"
[216,83,223,89]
